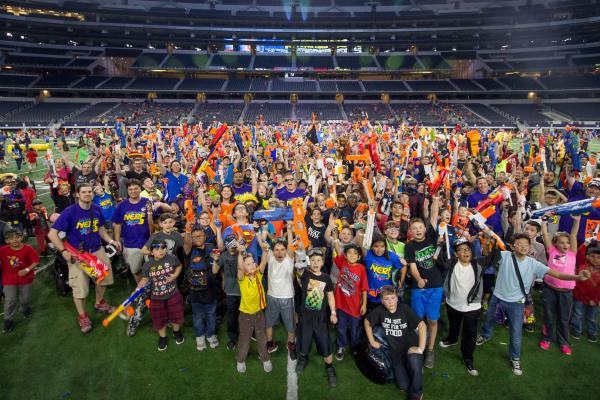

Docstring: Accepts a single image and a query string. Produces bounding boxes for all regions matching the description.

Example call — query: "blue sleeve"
[365,250,373,267]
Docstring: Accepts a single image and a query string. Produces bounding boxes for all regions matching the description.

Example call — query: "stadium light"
[6,32,12,37]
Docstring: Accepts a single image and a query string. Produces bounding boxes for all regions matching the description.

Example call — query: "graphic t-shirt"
[233,183,253,195]
[306,221,327,248]
[334,254,368,317]
[222,223,258,260]
[53,203,105,252]
[0,244,38,285]
[364,250,403,302]
[144,231,183,255]
[300,270,334,322]
[544,245,576,290]
[239,271,266,314]
[276,187,306,203]
[73,170,97,188]
[141,254,180,300]
[164,171,189,202]
[219,250,241,296]
[112,198,150,249]
[405,226,442,289]
[366,303,421,358]
[187,244,217,304]
[93,193,116,222]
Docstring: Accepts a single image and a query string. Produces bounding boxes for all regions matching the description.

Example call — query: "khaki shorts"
[123,247,144,275]
[68,247,114,299]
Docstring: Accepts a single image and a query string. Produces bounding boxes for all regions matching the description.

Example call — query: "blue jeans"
[542,285,573,346]
[191,301,217,338]
[481,294,525,360]
[336,309,362,349]
[392,353,423,397]
[570,300,598,337]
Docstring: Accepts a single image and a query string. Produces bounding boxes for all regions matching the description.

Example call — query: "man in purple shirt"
[232,170,256,196]
[276,171,305,205]
[112,179,153,282]
[467,177,503,235]
[48,183,123,333]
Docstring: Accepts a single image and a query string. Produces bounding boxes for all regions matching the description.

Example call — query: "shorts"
[67,247,114,299]
[149,291,184,330]
[411,287,443,321]
[298,317,331,357]
[483,273,495,295]
[123,247,144,274]
[265,296,295,333]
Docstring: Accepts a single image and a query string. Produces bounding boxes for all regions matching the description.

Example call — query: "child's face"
[5,233,22,248]
[441,210,451,223]
[385,226,400,240]
[160,218,176,233]
[524,224,539,239]
[585,253,600,267]
[243,256,257,275]
[513,238,531,256]
[340,228,353,243]
[273,243,287,260]
[151,245,167,259]
[381,294,398,311]
[410,221,426,240]
[33,204,43,212]
[94,185,104,196]
[372,241,386,256]
[309,255,323,273]
[555,236,571,253]
[345,248,360,264]
[458,206,468,217]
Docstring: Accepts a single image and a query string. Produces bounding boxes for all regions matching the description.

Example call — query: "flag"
[233,131,245,157]
[307,124,318,145]
[133,124,141,138]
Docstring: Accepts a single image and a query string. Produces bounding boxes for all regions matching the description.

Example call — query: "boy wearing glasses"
[137,239,184,351]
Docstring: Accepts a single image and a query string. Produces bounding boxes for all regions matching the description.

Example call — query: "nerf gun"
[289,198,310,251]
[63,241,110,283]
[346,151,371,164]
[184,199,195,232]
[530,197,600,220]
[362,180,377,249]
[102,284,150,327]
[253,207,294,221]
[191,124,227,175]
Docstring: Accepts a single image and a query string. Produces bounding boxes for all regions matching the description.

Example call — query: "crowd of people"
[1,120,599,400]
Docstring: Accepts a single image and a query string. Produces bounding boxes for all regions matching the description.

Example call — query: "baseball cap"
[588,178,600,189]
[453,237,471,251]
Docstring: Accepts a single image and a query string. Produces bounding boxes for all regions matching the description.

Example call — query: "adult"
[276,171,306,204]
[467,176,503,236]
[160,160,189,202]
[476,233,590,375]
[232,170,256,196]
[48,183,122,333]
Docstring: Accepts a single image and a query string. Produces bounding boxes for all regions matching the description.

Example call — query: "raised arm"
[541,215,552,251]
[570,214,581,253]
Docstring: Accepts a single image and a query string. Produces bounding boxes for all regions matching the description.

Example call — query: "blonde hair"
[551,232,571,246]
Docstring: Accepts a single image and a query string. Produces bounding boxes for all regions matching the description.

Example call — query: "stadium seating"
[271,79,317,92]
[98,77,134,89]
[362,81,408,92]
[163,53,211,69]
[0,101,30,119]
[64,102,119,124]
[254,55,293,70]
[209,54,252,70]
[493,104,550,125]
[472,79,507,91]
[550,103,600,121]
[132,53,167,68]
[335,55,378,70]
[67,58,96,68]
[191,103,244,125]
[0,74,38,87]
[4,54,70,67]
[344,103,393,121]
[3,102,88,124]
[101,102,194,125]
[406,80,456,92]
[71,76,109,89]
[463,104,513,125]
[450,79,485,91]
[496,77,544,91]
[391,103,486,125]
[244,103,292,123]
[178,79,225,91]
[127,78,179,90]
[376,54,419,71]
[33,74,80,88]
[539,75,600,90]
[296,55,335,70]
[296,103,343,121]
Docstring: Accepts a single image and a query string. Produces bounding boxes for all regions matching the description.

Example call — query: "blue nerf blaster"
[530,197,600,220]
[253,207,294,221]
[102,283,150,327]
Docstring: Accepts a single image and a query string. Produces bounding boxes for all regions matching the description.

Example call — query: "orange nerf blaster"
[346,151,371,164]
[184,199,195,232]
[289,198,310,251]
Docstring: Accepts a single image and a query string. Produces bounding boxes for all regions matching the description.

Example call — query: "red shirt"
[0,244,39,285]
[334,254,368,318]
[21,187,36,211]
[26,150,37,163]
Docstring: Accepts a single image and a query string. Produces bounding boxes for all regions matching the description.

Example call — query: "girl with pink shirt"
[540,214,580,355]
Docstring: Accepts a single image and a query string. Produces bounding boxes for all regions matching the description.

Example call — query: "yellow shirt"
[239,271,266,314]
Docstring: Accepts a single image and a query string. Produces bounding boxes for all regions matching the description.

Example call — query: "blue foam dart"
[253,207,294,221]
[179,368,188,373]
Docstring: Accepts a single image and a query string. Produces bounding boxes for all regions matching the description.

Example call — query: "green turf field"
[1,143,598,400]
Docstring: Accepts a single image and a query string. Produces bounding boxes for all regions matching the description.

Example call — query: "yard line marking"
[286,353,298,400]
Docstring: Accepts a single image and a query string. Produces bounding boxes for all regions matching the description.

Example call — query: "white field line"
[286,352,298,400]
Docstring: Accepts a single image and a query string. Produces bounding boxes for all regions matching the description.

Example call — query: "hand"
[417,278,427,289]
[111,241,123,252]
[62,251,73,263]
[330,313,337,324]
[360,303,367,317]
[572,214,582,222]
[407,346,424,355]
[18,268,31,277]
[579,270,592,281]
[370,341,382,350]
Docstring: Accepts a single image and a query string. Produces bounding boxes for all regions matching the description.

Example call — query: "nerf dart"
[362,208,376,249]
[63,241,109,283]
[289,198,310,251]
[530,197,600,220]
[102,284,150,327]
[363,179,375,206]
[253,208,294,221]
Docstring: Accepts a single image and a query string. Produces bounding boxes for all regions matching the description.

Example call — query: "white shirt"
[267,254,295,298]
[446,261,481,312]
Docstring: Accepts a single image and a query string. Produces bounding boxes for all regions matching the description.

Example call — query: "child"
[236,244,272,373]
[136,239,184,351]
[365,285,427,400]
[570,242,600,342]
[361,235,404,311]
[539,215,580,355]
[405,217,442,369]
[29,199,50,255]
[185,228,220,351]
[331,242,368,361]
[0,228,39,332]
[295,248,338,388]
[218,235,241,350]
[25,147,37,173]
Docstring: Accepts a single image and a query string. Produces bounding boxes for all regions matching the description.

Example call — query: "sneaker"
[439,339,458,348]
[237,361,246,373]
[3,319,14,333]
[524,325,534,333]
[465,362,478,376]
[250,334,256,342]
[207,335,219,348]
[296,356,308,374]
[158,336,168,351]
[571,331,582,340]
[196,336,207,351]
[77,313,93,334]
[335,347,346,361]
[326,364,338,387]
[560,345,572,356]
[287,341,297,361]
[476,335,490,346]
[94,300,116,315]
[174,331,185,345]
[424,349,435,369]
[511,359,523,376]
[226,340,237,351]
[588,335,598,343]
[263,360,273,373]
[539,340,551,351]
[267,340,279,353]
[22,308,32,318]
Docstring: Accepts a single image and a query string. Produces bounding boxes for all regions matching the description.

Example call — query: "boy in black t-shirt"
[404,217,443,369]
[365,285,427,400]
[295,248,338,388]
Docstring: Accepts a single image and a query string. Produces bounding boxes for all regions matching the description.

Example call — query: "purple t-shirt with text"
[53,203,105,252]
[112,198,150,248]
[276,187,305,204]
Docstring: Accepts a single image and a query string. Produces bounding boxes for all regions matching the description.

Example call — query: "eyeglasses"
[151,244,167,250]
[285,178,294,182]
